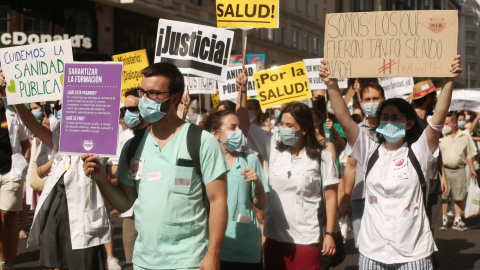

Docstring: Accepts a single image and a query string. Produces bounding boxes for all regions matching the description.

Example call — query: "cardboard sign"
[0,39,73,104]
[303,58,348,89]
[218,64,257,100]
[211,89,220,108]
[216,0,279,28]
[154,19,234,82]
[112,49,149,102]
[253,61,311,109]
[324,10,458,78]
[59,62,123,156]
[184,76,217,94]
[378,77,414,98]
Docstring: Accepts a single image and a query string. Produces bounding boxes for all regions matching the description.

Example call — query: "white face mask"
[442,125,453,135]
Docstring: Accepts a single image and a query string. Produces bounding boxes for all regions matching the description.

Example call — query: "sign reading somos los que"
[253,61,311,110]
[324,10,458,78]
[216,0,279,28]
[154,19,234,82]
[0,39,73,105]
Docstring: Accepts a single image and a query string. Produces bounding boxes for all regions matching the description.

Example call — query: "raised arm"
[235,68,251,137]
[319,60,359,146]
[467,112,480,134]
[425,55,462,153]
[13,104,53,148]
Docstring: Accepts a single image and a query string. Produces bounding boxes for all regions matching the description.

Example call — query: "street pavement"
[13,212,480,269]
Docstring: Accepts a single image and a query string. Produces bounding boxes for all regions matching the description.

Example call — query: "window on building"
[281,27,285,45]
[466,46,476,55]
[315,3,318,20]
[466,16,475,25]
[293,31,300,49]
[304,34,309,52]
[469,80,476,88]
[0,5,9,33]
[313,37,318,55]
[296,0,300,11]
[467,62,476,72]
[352,0,373,11]
[466,31,476,40]
[387,0,430,10]
[267,29,274,42]
[306,0,309,16]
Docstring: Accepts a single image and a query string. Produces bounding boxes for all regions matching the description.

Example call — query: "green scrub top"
[220,153,269,263]
[117,124,228,269]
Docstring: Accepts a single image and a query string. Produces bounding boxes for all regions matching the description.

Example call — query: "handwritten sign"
[154,19,234,82]
[218,64,257,100]
[184,76,217,94]
[378,77,414,98]
[303,58,348,89]
[324,10,458,78]
[253,61,311,109]
[112,49,149,102]
[216,0,279,28]
[0,40,73,104]
[59,62,123,156]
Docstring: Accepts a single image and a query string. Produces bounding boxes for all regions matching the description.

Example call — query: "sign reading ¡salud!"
[324,10,458,78]
[216,0,279,28]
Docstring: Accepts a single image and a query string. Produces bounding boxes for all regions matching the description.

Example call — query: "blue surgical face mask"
[32,109,43,122]
[139,96,172,123]
[279,127,301,146]
[124,110,141,128]
[363,102,381,117]
[248,111,257,122]
[55,110,62,122]
[376,121,405,143]
[465,115,471,121]
[457,120,466,128]
[220,130,243,152]
[274,111,281,119]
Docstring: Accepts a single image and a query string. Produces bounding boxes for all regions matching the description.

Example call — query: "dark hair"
[202,110,232,132]
[124,88,140,98]
[311,108,327,138]
[277,102,324,160]
[216,100,236,113]
[142,62,185,96]
[360,81,385,100]
[30,102,52,117]
[446,111,456,121]
[456,111,465,119]
[374,98,422,146]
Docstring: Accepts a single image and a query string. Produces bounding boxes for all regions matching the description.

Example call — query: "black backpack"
[126,124,209,212]
[365,143,427,208]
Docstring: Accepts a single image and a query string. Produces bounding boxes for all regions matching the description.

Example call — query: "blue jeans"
[351,198,365,247]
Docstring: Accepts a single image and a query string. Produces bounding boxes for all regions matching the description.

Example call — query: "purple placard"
[59,62,123,156]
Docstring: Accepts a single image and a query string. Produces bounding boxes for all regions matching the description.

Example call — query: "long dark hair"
[276,102,324,160]
[374,98,422,146]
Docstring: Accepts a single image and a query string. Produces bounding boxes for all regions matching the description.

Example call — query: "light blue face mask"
[376,121,405,143]
[139,96,171,123]
[363,102,381,117]
[32,109,43,122]
[219,130,243,151]
[279,127,301,146]
[55,110,62,122]
[124,110,141,128]
[465,115,471,121]
[248,111,257,122]
[457,120,466,128]
[274,111,281,119]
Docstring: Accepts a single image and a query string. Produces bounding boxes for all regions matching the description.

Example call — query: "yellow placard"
[112,49,149,102]
[211,89,220,108]
[253,61,311,110]
[216,0,279,28]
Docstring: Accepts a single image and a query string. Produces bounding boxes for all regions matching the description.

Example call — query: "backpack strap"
[127,127,147,164]
[407,147,427,208]
[186,124,209,213]
[365,144,381,180]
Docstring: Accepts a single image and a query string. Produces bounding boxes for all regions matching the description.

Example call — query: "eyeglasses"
[380,114,405,123]
[137,89,170,99]
[120,106,139,114]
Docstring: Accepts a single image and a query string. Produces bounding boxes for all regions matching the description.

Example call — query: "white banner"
[0,39,73,104]
[378,77,414,98]
[218,64,257,100]
[154,19,234,82]
[447,90,480,112]
[303,58,347,89]
[184,76,217,94]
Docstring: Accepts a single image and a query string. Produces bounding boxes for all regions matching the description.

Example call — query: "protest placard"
[154,19,234,82]
[253,61,311,109]
[59,62,123,156]
[216,0,279,28]
[324,10,458,78]
[218,64,257,100]
[447,90,480,112]
[303,58,348,89]
[0,39,73,104]
[378,77,414,98]
[184,76,217,94]
[211,89,220,108]
[112,49,149,102]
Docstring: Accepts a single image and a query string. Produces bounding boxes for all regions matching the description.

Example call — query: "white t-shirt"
[247,125,339,245]
[348,129,437,264]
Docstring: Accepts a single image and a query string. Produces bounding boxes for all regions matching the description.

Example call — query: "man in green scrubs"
[82,63,228,270]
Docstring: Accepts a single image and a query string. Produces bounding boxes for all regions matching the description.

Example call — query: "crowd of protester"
[0,54,479,270]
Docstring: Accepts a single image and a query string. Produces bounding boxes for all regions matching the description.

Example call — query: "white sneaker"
[107,257,122,270]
